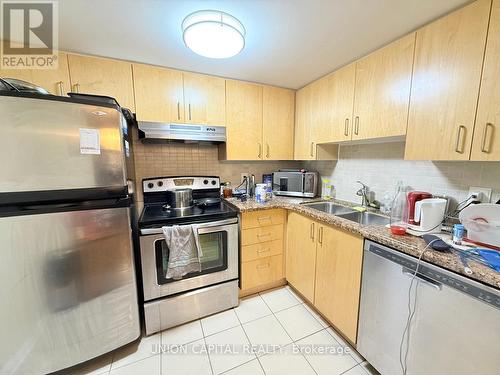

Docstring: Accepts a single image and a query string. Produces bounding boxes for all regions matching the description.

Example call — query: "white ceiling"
[58,0,471,89]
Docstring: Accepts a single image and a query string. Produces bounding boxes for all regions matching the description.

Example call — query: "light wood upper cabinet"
[183,72,225,126]
[405,0,491,160]
[67,54,135,110]
[263,86,295,160]
[314,225,363,344]
[0,52,71,95]
[294,85,314,160]
[327,63,356,142]
[225,80,263,160]
[309,78,330,144]
[132,64,184,123]
[352,33,415,141]
[471,0,500,161]
[286,212,317,302]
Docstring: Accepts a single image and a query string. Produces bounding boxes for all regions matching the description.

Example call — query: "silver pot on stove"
[165,188,193,209]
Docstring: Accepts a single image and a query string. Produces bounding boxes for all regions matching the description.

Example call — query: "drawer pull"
[257,233,271,239]
[257,216,272,221]
[257,248,271,254]
[256,263,271,270]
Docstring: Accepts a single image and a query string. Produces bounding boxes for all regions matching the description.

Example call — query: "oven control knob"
[211,180,217,185]
[157,181,163,187]
[203,179,209,185]
[147,182,154,189]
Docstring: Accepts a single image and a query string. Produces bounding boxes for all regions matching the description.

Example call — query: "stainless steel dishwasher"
[357,240,500,375]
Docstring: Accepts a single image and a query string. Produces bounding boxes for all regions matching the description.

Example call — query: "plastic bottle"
[390,182,408,235]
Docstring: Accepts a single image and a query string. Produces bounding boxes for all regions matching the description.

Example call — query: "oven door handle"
[140,218,238,235]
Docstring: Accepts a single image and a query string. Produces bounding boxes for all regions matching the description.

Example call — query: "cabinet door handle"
[256,263,271,270]
[177,102,181,120]
[310,142,314,157]
[266,143,270,158]
[354,116,360,135]
[188,103,192,121]
[258,143,262,158]
[481,123,494,153]
[455,125,467,154]
[310,222,315,240]
[73,83,80,93]
[318,226,323,244]
[344,118,349,137]
[57,81,64,96]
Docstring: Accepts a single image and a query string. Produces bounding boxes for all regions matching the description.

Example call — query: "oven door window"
[155,231,228,284]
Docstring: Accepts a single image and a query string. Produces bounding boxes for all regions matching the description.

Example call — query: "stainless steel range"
[138,176,239,335]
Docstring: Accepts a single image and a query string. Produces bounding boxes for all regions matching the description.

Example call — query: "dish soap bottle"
[390,182,408,235]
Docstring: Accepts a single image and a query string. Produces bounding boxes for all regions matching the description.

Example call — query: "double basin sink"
[302,202,390,226]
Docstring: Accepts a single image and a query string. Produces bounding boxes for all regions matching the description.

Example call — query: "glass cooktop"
[139,200,237,228]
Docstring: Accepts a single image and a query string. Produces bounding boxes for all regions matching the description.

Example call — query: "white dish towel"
[162,224,203,280]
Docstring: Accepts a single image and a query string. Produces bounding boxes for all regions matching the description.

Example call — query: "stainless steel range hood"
[138,122,226,143]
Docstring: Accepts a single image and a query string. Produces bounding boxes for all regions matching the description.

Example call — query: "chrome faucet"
[356,181,381,209]
[356,181,370,207]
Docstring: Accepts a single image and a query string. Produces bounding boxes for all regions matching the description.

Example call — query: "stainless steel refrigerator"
[0,92,141,374]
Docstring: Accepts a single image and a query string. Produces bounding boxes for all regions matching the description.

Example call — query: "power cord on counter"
[399,238,440,375]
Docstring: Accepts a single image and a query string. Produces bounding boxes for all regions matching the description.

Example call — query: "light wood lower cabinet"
[241,208,285,229]
[240,209,286,295]
[471,0,500,161]
[314,225,363,343]
[67,54,135,110]
[285,212,318,302]
[286,211,363,344]
[241,255,284,291]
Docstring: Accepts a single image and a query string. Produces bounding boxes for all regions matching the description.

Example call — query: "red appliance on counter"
[407,191,433,224]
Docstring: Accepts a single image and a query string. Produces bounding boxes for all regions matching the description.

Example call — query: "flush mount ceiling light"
[182,10,246,59]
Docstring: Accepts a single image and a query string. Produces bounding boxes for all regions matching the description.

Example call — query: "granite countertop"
[226,196,500,290]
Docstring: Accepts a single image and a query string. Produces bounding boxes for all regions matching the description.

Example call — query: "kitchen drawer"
[241,209,285,229]
[241,224,283,246]
[241,255,284,290]
[241,239,283,263]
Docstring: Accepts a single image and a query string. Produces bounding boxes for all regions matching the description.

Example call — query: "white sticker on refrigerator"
[79,128,101,155]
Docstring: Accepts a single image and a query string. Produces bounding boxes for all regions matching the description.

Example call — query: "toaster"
[272,169,319,198]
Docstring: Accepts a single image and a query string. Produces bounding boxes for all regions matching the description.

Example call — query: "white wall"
[305,142,500,206]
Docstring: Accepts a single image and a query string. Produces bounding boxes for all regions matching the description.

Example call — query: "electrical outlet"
[468,186,492,203]
[240,173,249,183]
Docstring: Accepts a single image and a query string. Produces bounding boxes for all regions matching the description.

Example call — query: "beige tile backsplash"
[133,140,299,203]
[133,136,500,209]
[305,142,500,206]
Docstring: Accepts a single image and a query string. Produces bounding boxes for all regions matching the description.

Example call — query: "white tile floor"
[59,286,379,375]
